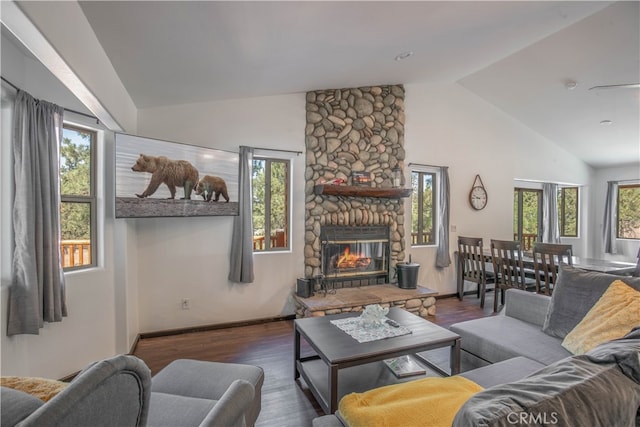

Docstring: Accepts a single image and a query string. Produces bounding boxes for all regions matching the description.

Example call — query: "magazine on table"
[383,355,426,378]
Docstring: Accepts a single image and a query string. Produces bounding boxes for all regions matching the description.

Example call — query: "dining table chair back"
[490,239,533,312]
[458,236,494,308]
[532,243,573,295]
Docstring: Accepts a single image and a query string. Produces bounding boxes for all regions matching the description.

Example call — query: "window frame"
[558,186,579,238]
[252,155,291,253]
[616,183,640,240]
[60,123,97,271]
[513,187,542,248]
[410,168,438,247]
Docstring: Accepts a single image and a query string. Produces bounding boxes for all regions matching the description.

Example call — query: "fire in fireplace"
[320,225,390,286]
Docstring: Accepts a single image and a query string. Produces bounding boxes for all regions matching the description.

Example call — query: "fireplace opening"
[320,225,390,287]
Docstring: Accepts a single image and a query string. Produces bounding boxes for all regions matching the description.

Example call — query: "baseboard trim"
[137,314,297,340]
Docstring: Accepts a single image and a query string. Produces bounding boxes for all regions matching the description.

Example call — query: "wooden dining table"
[456,249,636,299]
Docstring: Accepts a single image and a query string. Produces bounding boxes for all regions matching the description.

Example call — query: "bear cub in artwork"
[131,154,199,200]
[195,175,230,202]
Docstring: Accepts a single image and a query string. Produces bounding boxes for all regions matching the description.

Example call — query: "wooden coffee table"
[294,307,460,414]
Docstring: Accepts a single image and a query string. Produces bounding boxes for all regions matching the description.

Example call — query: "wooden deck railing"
[61,240,91,268]
[515,233,538,251]
[411,231,433,245]
[253,230,287,250]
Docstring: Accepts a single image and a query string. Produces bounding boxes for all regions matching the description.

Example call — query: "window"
[411,170,436,246]
[514,188,542,251]
[558,187,579,237]
[617,184,640,239]
[252,157,290,251]
[60,125,96,270]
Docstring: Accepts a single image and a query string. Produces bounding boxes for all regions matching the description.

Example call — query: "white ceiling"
[67,1,639,168]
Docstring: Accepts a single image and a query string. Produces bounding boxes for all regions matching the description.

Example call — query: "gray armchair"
[2,355,151,427]
[2,356,264,427]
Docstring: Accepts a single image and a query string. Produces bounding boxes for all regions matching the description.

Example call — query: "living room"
[1,1,639,425]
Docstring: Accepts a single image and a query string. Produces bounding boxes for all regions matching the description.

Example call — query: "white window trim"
[410,165,440,248]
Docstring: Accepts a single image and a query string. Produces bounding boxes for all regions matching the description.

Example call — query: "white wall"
[135,95,306,332]
[590,164,640,261]
[403,82,593,295]
[0,32,123,378]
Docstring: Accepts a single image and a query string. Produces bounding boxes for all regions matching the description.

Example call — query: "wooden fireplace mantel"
[313,184,412,199]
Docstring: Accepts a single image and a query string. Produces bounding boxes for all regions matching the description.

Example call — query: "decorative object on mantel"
[351,171,373,187]
[469,174,488,211]
[314,184,412,199]
[392,166,402,188]
[319,177,346,186]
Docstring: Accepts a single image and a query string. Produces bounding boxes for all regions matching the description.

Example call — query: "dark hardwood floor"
[132,292,496,427]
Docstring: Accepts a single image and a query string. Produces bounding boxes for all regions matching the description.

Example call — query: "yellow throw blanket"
[339,376,483,427]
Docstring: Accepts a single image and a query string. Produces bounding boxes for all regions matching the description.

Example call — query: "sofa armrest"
[503,289,550,327]
[19,355,151,427]
[198,379,254,427]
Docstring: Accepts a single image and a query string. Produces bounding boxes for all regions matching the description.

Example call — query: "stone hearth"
[294,284,438,319]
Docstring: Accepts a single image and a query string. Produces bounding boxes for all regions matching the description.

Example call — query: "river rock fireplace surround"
[296,84,438,319]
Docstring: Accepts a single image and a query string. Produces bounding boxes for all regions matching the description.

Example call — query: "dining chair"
[490,239,536,312]
[457,237,495,309]
[532,243,573,295]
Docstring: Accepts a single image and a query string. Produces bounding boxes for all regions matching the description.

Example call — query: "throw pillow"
[542,266,640,339]
[562,280,640,355]
[0,376,68,402]
[453,356,640,427]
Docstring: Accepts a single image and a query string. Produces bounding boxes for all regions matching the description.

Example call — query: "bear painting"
[131,154,199,200]
[195,175,230,202]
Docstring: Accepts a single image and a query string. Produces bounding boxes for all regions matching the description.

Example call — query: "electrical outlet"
[181,298,190,310]
[450,225,457,232]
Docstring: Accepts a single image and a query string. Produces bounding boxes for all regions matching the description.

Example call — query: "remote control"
[386,319,400,328]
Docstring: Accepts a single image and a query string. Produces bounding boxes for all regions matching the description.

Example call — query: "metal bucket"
[396,262,420,289]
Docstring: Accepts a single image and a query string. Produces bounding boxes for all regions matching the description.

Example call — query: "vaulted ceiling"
[18,2,640,168]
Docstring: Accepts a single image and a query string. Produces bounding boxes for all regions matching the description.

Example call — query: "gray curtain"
[7,90,66,336]
[603,181,618,254]
[228,146,255,283]
[436,167,451,268]
[542,183,560,243]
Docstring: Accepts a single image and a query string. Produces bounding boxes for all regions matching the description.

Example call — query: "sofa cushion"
[459,357,545,389]
[453,355,640,427]
[542,266,640,339]
[147,392,217,427]
[151,359,264,427]
[1,387,44,425]
[562,280,640,354]
[1,376,68,402]
[449,315,571,365]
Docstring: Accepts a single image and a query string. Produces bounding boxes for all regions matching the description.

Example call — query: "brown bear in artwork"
[131,154,199,200]
[194,175,230,202]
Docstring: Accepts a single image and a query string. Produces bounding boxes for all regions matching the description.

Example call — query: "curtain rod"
[408,162,447,168]
[1,76,99,123]
[253,147,302,155]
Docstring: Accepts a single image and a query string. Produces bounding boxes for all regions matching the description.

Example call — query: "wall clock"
[469,175,487,210]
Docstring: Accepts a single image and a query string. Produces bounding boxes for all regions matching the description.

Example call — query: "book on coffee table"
[383,355,426,378]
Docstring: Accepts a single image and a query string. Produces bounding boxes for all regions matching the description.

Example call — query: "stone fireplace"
[297,84,438,319]
[304,84,407,291]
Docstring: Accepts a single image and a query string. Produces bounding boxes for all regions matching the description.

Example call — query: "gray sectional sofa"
[1,356,264,427]
[449,266,640,370]
[313,266,640,426]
